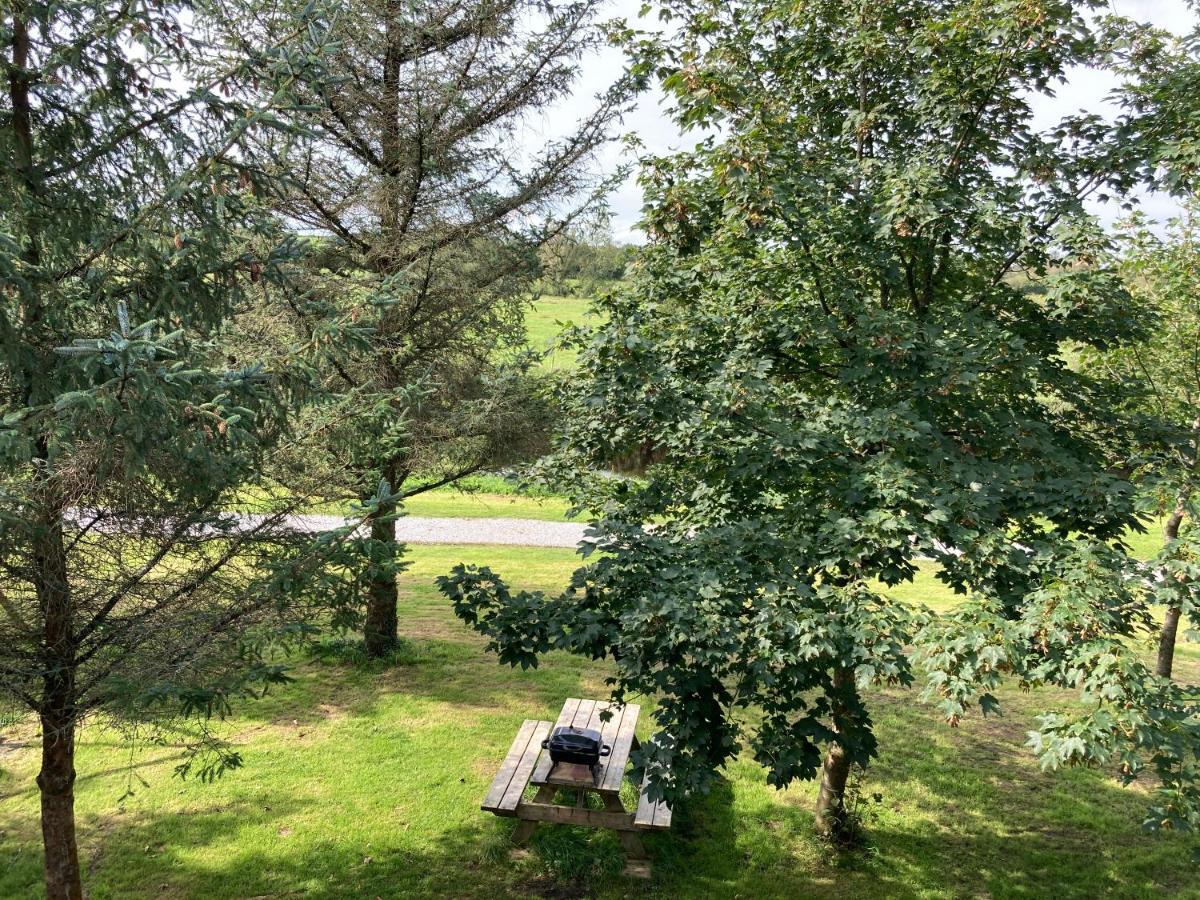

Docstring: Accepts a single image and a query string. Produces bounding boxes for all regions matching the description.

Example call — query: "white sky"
[564,0,1196,243]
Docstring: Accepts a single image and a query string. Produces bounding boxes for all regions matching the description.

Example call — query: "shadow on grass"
[642,747,1194,900]
[3,716,1194,900]
[4,793,638,900]
[235,633,599,731]
[0,750,188,803]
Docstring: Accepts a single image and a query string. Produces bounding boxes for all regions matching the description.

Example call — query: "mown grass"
[524,294,598,370]
[403,476,573,522]
[3,544,1199,899]
[234,473,575,522]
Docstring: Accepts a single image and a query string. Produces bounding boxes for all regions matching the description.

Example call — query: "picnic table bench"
[482,697,671,877]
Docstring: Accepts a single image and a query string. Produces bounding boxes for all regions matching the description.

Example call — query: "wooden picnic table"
[481,697,672,877]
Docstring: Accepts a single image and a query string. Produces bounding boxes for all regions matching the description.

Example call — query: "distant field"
[233,475,575,522]
[403,486,572,522]
[524,293,600,370]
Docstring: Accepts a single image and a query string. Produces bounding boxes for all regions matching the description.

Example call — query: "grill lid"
[541,726,611,766]
[546,726,604,753]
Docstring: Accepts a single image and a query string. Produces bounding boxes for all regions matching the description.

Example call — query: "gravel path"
[66,507,589,548]
[395,515,587,548]
[277,513,588,548]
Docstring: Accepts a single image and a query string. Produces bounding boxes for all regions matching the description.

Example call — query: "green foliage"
[0,0,343,695]
[233,0,632,509]
[1110,14,1200,194]
[1077,204,1200,678]
[0,0,364,891]
[440,0,1197,837]
[1080,206,1200,514]
[220,0,633,656]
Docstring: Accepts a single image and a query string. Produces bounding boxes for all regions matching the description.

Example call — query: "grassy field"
[524,294,598,370]
[403,475,573,522]
[3,545,1198,900]
[236,474,576,522]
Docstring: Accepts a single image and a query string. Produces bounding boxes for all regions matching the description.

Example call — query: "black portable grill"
[542,726,611,769]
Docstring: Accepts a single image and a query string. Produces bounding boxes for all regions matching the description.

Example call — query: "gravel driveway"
[276,513,588,548]
[395,515,587,548]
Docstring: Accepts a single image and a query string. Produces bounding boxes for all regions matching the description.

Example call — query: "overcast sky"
[562,0,1195,243]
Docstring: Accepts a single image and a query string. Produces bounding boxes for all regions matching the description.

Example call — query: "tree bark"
[363,461,401,658]
[38,705,81,900]
[814,667,857,841]
[814,739,853,837]
[359,13,409,660]
[376,3,406,268]
[34,492,82,899]
[1156,507,1186,679]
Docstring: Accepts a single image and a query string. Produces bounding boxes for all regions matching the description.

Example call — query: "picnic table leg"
[596,791,651,878]
[512,784,555,846]
[601,793,625,813]
[618,831,650,878]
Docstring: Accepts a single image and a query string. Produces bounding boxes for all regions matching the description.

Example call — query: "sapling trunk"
[1156,507,1186,679]
[34,500,82,900]
[364,462,401,658]
[359,20,410,663]
[814,667,858,841]
[814,740,853,838]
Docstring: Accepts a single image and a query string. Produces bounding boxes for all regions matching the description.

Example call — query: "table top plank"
[497,719,553,812]
[594,703,624,775]
[634,768,672,829]
[570,698,597,729]
[483,719,551,814]
[599,702,641,793]
[580,702,623,791]
[582,701,607,739]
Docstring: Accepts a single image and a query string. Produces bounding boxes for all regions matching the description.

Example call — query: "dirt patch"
[0,736,30,757]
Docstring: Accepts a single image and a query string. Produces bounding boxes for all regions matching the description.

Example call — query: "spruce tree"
[237,0,631,656]
[0,2,338,895]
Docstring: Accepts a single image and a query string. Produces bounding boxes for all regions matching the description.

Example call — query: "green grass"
[401,491,571,521]
[234,474,576,522]
[524,294,598,370]
[3,546,1199,899]
[1121,517,1168,562]
[402,476,573,522]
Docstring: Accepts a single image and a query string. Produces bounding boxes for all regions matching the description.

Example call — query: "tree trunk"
[13,11,81,890]
[363,462,401,658]
[814,739,853,837]
[34,492,82,899]
[376,5,406,267]
[1156,507,1186,679]
[814,667,857,841]
[1157,606,1183,679]
[38,706,81,900]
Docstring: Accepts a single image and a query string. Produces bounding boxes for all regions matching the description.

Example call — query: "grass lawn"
[403,487,573,522]
[524,294,598,370]
[3,546,1199,899]
[236,474,576,522]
